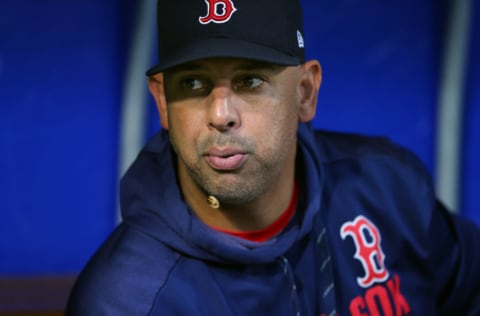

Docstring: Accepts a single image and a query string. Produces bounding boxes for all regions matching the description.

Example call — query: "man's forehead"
[164,58,284,75]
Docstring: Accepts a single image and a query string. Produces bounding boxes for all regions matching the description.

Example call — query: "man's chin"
[204,184,262,206]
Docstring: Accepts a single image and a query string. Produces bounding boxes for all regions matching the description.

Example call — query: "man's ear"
[147,73,169,129]
[298,60,322,123]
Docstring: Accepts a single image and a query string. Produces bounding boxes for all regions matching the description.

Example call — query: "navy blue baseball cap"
[146,0,306,76]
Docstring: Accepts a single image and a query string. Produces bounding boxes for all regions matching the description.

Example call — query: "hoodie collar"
[120,123,324,264]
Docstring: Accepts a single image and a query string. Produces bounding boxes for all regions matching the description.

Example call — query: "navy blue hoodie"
[67,123,480,315]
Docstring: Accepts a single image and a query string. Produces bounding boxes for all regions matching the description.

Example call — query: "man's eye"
[236,76,264,90]
[181,78,205,91]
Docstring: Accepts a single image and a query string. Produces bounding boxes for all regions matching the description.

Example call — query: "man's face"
[158,58,311,206]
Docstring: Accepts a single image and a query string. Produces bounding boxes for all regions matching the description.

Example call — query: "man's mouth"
[205,150,247,171]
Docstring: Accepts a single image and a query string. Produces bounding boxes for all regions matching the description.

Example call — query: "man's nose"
[207,85,240,132]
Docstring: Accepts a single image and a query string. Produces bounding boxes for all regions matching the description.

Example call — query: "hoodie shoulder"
[66,224,181,315]
[312,129,429,175]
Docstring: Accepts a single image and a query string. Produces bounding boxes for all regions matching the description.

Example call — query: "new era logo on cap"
[199,0,238,24]
[146,0,306,75]
[297,30,304,48]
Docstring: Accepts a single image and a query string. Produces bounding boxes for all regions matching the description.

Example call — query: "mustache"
[197,134,255,152]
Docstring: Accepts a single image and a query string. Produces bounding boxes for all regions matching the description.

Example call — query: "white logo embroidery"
[297,30,304,48]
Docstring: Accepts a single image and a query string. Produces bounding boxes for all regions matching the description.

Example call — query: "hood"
[120,123,324,264]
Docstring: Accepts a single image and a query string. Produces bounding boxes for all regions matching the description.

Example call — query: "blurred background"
[1,0,479,280]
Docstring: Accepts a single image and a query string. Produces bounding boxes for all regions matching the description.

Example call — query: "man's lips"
[205,149,247,171]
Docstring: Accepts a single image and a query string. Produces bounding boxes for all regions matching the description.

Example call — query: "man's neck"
[210,182,298,242]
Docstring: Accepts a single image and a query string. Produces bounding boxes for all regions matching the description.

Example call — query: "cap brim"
[146,37,302,76]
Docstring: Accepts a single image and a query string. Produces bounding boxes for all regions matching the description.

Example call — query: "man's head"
[147,0,322,218]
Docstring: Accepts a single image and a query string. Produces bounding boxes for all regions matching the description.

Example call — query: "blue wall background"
[462,1,480,225]
[1,0,478,275]
[0,0,134,274]
[304,1,446,171]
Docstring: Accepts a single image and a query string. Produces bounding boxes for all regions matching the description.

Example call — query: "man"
[67,0,480,315]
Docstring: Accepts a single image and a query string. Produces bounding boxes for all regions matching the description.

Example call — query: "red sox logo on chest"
[340,215,389,288]
[199,0,237,25]
[340,215,411,316]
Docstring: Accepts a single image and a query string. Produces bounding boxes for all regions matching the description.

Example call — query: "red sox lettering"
[341,216,411,316]
[199,0,237,25]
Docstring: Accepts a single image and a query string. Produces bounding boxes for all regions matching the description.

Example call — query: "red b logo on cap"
[199,0,237,24]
